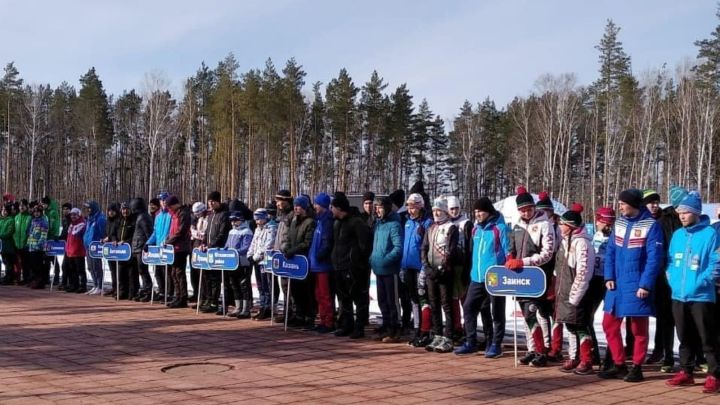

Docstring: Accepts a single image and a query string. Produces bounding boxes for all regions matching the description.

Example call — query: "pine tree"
[325,68,358,191]
[694,5,720,90]
[359,70,388,191]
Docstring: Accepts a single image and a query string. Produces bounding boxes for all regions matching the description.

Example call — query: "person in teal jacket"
[145,192,172,299]
[369,196,403,342]
[455,197,510,358]
[83,200,106,294]
[664,191,720,394]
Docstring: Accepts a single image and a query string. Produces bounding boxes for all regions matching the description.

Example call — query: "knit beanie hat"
[642,189,661,205]
[229,211,243,221]
[157,191,170,201]
[515,186,535,210]
[61,202,72,210]
[618,189,643,209]
[331,192,351,212]
[406,193,424,208]
[362,192,375,203]
[473,197,496,214]
[536,191,553,210]
[70,208,81,216]
[192,202,206,214]
[447,196,461,210]
[595,207,616,225]
[560,203,584,228]
[432,196,449,213]
[265,201,277,216]
[669,185,689,208]
[293,195,311,211]
[253,208,269,221]
[207,191,221,202]
[676,191,702,216]
[388,189,405,209]
[314,192,331,209]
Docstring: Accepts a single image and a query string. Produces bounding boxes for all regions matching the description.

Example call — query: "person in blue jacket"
[82,200,106,295]
[455,197,510,358]
[369,196,403,343]
[599,189,664,383]
[309,193,335,333]
[664,191,720,394]
[401,193,433,347]
[144,192,172,300]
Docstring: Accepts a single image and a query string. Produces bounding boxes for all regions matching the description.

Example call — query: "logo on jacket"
[634,229,641,237]
[487,272,498,287]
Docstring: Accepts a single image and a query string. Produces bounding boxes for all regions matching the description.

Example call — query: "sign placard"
[191,248,210,270]
[262,250,276,273]
[143,244,175,265]
[207,248,239,270]
[485,265,547,298]
[271,253,309,280]
[102,243,132,261]
[45,240,66,256]
[88,241,104,259]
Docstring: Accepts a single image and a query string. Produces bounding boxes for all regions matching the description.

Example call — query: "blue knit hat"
[676,191,702,216]
[253,208,268,221]
[669,185,689,208]
[314,192,331,209]
[293,195,311,211]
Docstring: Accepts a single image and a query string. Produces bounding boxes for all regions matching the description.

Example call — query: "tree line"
[1,14,719,216]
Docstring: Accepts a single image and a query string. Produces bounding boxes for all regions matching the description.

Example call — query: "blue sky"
[0,0,716,121]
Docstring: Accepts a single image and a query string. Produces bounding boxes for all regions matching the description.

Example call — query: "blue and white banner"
[45,240,66,256]
[485,265,547,298]
[143,245,175,265]
[191,249,210,270]
[88,241,104,259]
[207,248,239,270]
[271,253,309,280]
[102,243,132,261]
[262,250,276,273]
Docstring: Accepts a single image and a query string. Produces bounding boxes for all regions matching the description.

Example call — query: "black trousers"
[65,256,86,291]
[1,252,16,282]
[672,300,719,377]
[399,268,420,328]
[376,274,399,330]
[118,257,135,298]
[290,273,315,321]
[427,270,454,337]
[463,281,506,346]
[335,267,371,331]
[108,260,118,292]
[135,253,152,293]
[653,274,675,364]
[171,252,189,301]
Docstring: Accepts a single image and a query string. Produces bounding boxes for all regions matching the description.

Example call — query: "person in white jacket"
[247,208,278,320]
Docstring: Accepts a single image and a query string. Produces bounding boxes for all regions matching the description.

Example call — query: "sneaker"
[382,334,401,344]
[666,370,695,387]
[560,359,580,373]
[485,343,503,359]
[646,350,663,364]
[574,362,594,375]
[519,352,537,365]
[434,336,454,353]
[661,364,675,373]
[86,287,97,295]
[698,363,709,374]
[89,288,101,295]
[411,334,432,348]
[703,375,720,394]
[454,342,478,356]
[624,364,644,383]
[598,364,628,379]
[315,325,333,334]
[425,335,443,352]
[547,351,564,363]
[530,354,548,367]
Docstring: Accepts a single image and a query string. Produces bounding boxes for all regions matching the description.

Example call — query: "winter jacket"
[113,214,136,244]
[13,211,31,250]
[60,213,71,241]
[83,201,106,249]
[282,214,316,258]
[591,231,610,278]
[66,217,87,258]
[248,222,277,264]
[165,205,192,254]
[274,209,294,251]
[146,209,171,247]
[369,211,403,276]
[470,213,511,284]
[0,215,15,254]
[204,204,231,249]
[452,214,473,270]
[510,209,556,282]
[555,227,596,325]
[309,209,334,272]
[105,204,120,243]
[130,198,153,254]
[603,207,664,317]
[666,215,719,303]
[26,216,48,252]
[191,214,208,248]
[332,207,371,273]
[421,219,459,279]
[45,199,61,240]
[226,222,253,267]
[401,213,432,271]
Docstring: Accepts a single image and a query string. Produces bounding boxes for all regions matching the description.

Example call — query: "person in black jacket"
[201,191,231,313]
[330,192,372,339]
[165,196,192,308]
[111,202,136,300]
[53,202,72,290]
[102,203,120,295]
[131,198,153,302]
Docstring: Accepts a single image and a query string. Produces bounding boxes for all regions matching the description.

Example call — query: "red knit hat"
[595,206,616,225]
[560,203,584,228]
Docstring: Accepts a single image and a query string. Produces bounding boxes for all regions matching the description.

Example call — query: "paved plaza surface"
[0,286,716,404]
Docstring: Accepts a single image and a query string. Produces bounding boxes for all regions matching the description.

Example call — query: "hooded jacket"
[0,214,15,254]
[165,205,192,254]
[282,213,316,257]
[555,227,595,324]
[146,208,171,247]
[401,212,432,271]
[26,214,49,252]
[666,215,719,303]
[130,198,153,253]
[45,199,61,240]
[191,214,208,248]
[13,210,31,250]
[470,213,511,284]
[248,220,277,263]
[105,203,121,243]
[205,203,231,249]
[226,221,253,267]
[421,217,459,277]
[66,217,87,258]
[309,208,334,272]
[83,201,106,250]
[510,209,556,280]
[369,209,403,276]
[332,207,371,273]
[604,207,664,317]
[113,212,136,244]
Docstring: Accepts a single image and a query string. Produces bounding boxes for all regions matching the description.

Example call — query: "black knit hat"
[642,189,661,205]
[473,197,496,214]
[61,202,72,210]
[515,186,535,210]
[274,189,293,202]
[362,191,375,203]
[331,192,351,212]
[374,196,393,213]
[207,191,221,202]
[388,189,405,209]
[265,201,277,216]
[619,189,643,209]
[560,203,584,228]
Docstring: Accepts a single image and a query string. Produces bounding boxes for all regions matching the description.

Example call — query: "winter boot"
[624,364,644,383]
[237,300,252,319]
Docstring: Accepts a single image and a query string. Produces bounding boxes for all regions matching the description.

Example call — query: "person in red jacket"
[64,208,87,293]
[165,196,192,308]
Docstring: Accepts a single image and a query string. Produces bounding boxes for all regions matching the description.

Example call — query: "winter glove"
[505,258,524,271]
